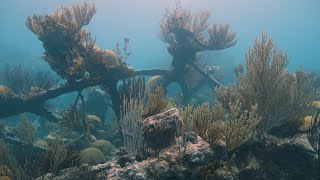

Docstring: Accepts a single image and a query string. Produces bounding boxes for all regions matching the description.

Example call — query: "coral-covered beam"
[0,69,169,121]
[0,78,103,121]
[134,69,169,76]
[188,61,224,88]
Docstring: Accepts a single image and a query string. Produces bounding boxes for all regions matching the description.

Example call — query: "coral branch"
[0,78,104,120]
[0,66,172,121]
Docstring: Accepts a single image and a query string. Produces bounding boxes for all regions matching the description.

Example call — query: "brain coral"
[101,50,120,69]
[79,147,106,165]
[146,76,163,92]
[35,139,49,149]
[90,140,115,156]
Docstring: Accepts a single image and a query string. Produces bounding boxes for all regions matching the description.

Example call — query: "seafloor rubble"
[35,109,318,180]
[0,2,319,180]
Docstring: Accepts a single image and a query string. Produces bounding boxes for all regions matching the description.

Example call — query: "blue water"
[0,2,319,178]
[0,0,319,79]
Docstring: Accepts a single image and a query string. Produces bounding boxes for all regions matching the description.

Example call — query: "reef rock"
[235,133,319,180]
[37,132,319,180]
[37,135,213,180]
[142,108,183,152]
[96,135,213,179]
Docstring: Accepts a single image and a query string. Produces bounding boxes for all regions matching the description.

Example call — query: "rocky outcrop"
[37,135,213,180]
[35,106,319,180]
[37,132,319,180]
[142,108,183,152]
[98,135,213,180]
[235,133,319,180]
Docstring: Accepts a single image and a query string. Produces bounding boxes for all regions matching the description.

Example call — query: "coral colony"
[0,2,319,180]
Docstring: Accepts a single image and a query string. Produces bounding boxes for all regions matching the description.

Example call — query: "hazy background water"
[0,0,319,81]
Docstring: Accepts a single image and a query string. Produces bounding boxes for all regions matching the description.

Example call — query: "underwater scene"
[0,0,319,179]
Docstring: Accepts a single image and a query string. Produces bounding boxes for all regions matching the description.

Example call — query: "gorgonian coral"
[180,100,260,151]
[216,33,315,135]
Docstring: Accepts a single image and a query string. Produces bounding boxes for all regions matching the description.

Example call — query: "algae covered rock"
[90,140,115,156]
[142,108,183,152]
[235,133,319,179]
[79,147,106,165]
[35,139,49,149]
